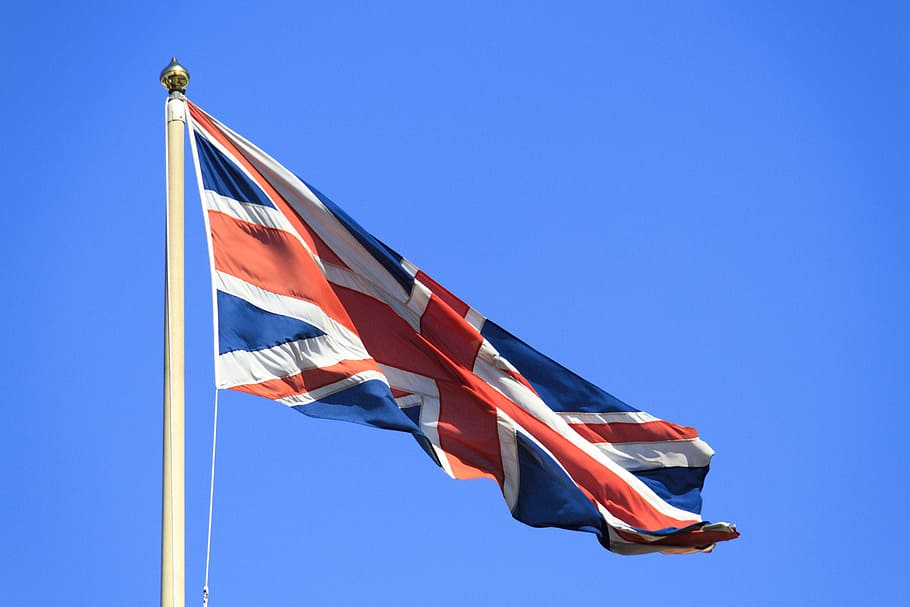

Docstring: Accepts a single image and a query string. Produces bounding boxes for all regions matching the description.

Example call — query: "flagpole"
[160,57,189,607]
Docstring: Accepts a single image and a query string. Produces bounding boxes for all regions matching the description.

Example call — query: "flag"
[186,100,739,554]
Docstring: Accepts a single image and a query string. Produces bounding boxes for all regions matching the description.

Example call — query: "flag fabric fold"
[186,99,739,554]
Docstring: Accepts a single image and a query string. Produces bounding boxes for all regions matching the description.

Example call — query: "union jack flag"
[186,100,739,554]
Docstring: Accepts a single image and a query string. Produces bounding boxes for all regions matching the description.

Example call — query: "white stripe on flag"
[394,394,423,409]
[324,263,432,332]
[591,438,714,472]
[558,411,661,425]
[496,410,520,511]
[464,308,485,332]
[379,364,453,478]
[203,190,297,239]
[217,334,372,389]
[276,370,390,406]
[379,364,438,396]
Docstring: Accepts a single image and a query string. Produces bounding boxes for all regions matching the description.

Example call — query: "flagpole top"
[160,57,190,94]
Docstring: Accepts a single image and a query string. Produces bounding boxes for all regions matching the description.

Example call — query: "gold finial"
[160,57,190,93]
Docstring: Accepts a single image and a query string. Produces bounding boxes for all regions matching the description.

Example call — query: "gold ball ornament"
[160,58,190,93]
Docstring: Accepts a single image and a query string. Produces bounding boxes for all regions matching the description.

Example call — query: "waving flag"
[186,100,739,554]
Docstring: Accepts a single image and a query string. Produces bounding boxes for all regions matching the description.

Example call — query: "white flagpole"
[160,57,189,607]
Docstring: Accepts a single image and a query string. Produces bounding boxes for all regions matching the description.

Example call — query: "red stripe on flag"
[420,295,483,369]
[332,286,454,379]
[209,211,357,334]
[333,286,502,482]
[232,358,382,401]
[436,381,504,483]
[189,102,350,271]
[569,421,699,444]
[416,270,470,317]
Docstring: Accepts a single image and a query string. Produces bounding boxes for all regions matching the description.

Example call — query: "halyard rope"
[202,388,220,607]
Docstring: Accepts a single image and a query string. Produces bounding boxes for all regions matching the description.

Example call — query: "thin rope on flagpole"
[202,388,220,607]
[184,81,223,607]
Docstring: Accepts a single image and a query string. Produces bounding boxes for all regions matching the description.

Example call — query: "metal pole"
[160,57,189,607]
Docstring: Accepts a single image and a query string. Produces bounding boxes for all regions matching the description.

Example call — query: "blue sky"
[2,2,908,606]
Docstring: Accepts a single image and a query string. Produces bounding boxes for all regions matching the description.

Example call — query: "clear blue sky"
[2,2,908,606]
